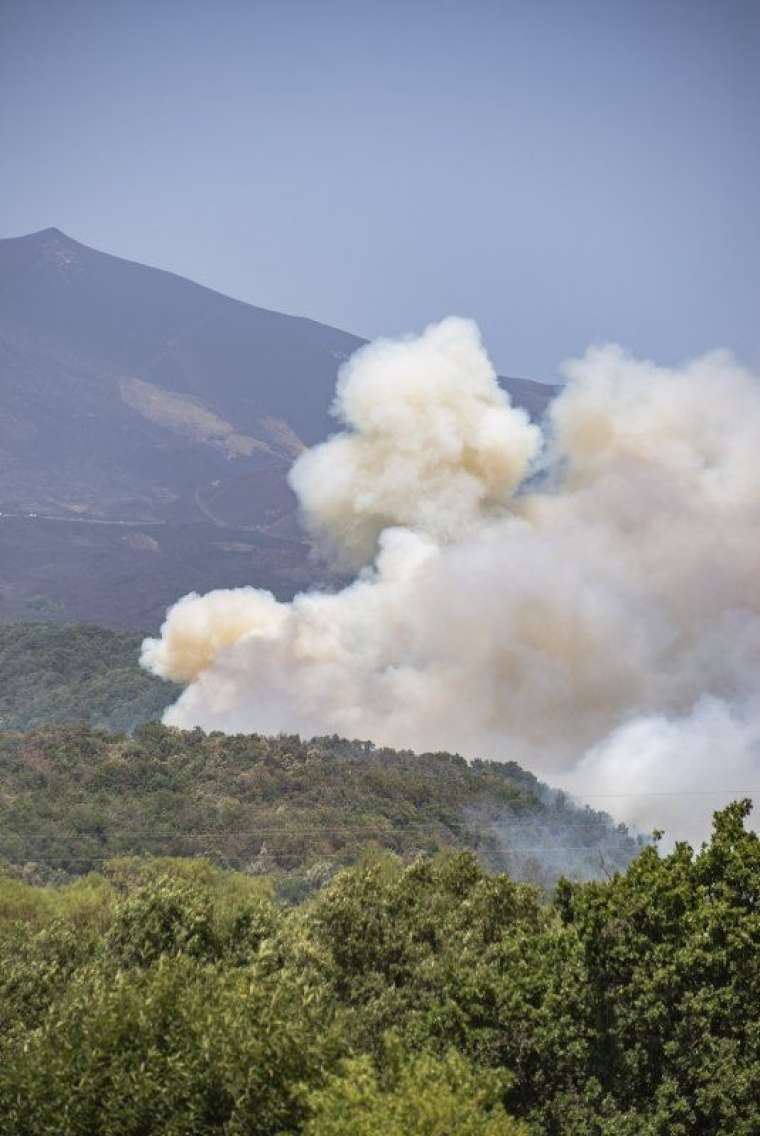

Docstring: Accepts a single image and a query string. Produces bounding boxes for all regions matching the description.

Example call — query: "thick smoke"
[289,317,541,564]
[142,317,760,843]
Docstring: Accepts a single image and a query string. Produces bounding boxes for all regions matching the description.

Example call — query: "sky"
[1,0,758,381]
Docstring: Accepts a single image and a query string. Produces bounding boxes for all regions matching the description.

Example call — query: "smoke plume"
[142,317,760,843]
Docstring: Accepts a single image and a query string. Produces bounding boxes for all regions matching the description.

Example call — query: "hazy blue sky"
[2,0,758,380]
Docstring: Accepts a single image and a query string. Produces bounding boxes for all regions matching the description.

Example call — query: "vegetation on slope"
[0,801,757,1134]
[0,723,641,892]
[0,622,178,731]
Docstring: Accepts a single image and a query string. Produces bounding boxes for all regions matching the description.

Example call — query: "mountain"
[0,228,557,629]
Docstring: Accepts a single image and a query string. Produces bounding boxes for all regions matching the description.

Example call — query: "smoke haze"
[142,317,760,843]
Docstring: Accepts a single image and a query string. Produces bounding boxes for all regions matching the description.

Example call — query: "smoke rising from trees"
[142,317,760,841]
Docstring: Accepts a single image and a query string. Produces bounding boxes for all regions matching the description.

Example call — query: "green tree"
[0,956,342,1136]
[305,1047,526,1136]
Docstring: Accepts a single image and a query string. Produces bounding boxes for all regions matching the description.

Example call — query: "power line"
[2,792,758,841]
[0,823,636,837]
[0,829,646,842]
[0,847,644,864]
[0,813,752,841]
[562,789,760,798]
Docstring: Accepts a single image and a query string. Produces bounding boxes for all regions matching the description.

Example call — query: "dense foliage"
[0,802,757,1134]
[0,622,179,731]
[0,722,640,891]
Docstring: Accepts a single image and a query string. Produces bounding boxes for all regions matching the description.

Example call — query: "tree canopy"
[0,802,757,1134]
[0,721,641,891]
[0,622,178,732]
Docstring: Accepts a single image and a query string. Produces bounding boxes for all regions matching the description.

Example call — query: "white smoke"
[289,317,541,564]
[142,317,760,843]
[567,697,760,846]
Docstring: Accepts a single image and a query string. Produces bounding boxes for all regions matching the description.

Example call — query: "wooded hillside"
[0,723,641,893]
[0,622,178,731]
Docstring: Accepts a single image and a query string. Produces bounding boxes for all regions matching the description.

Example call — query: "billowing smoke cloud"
[142,317,760,843]
[289,317,541,564]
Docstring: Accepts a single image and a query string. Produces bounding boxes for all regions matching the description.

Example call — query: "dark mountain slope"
[0,227,363,522]
[0,228,556,628]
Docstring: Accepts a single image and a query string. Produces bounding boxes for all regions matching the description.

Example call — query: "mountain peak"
[30,227,86,273]
[1,225,84,260]
[0,227,84,279]
[16,226,75,245]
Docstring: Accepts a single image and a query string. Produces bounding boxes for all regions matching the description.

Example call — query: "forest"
[0,721,642,893]
[0,625,757,1133]
[0,801,757,1135]
[0,622,179,732]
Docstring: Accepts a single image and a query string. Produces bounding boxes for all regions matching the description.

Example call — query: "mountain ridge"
[0,228,557,629]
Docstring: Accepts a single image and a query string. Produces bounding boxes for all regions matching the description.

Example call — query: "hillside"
[0,228,556,630]
[0,622,178,732]
[0,722,641,894]
[0,621,641,891]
